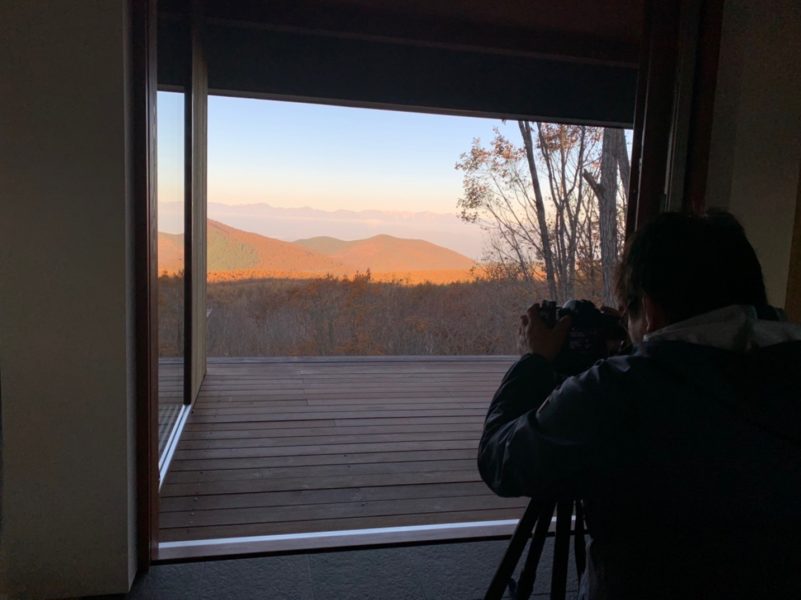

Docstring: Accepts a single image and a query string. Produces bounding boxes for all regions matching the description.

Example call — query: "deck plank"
[180,423,483,440]
[165,458,478,484]
[167,448,480,471]
[159,356,527,545]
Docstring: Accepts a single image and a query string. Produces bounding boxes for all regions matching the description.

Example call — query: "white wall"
[0,1,137,597]
[706,0,801,307]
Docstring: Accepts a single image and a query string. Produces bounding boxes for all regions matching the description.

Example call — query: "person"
[478,211,801,599]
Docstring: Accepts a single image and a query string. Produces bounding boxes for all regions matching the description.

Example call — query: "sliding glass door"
[156,90,185,457]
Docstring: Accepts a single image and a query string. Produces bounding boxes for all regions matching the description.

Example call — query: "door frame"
[134,0,722,567]
[183,0,209,407]
[134,0,209,568]
[132,0,159,570]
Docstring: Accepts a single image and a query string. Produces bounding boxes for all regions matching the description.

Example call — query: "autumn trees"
[160,275,535,357]
[456,122,630,305]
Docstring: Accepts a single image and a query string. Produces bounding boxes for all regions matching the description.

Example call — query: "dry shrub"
[158,272,551,357]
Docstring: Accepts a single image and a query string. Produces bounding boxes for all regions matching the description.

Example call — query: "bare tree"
[518,121,558,298]
[457,122,613,303]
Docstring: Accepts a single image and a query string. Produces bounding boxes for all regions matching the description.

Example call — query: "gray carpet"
[122,539,578,600]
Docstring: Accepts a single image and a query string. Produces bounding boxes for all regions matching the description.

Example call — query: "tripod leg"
[550,500,573,600]
[573,500,587,580]
[515,499,557,600]
[484,499,541,600]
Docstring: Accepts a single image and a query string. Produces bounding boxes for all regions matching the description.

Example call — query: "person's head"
[616,210,767,343]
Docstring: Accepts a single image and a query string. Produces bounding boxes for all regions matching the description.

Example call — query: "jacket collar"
[644,305,801,352]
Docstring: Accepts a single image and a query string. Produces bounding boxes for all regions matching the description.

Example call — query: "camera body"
[539,299,627,379]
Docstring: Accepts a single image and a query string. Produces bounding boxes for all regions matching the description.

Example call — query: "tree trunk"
[615,129,631,195]
[583,128,619,306]
[518,121,558,300]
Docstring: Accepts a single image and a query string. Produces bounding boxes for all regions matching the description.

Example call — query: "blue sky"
[157,91,514,213]
[156,92,631,259]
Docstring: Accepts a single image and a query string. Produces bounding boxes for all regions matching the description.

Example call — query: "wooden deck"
[159,356,528,546]
[158,358,184,456]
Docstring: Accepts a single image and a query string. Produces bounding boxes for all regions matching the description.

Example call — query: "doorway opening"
[155,93,632,558]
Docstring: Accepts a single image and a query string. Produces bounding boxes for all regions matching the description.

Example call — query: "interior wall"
[705,0,801,308]
[0,1,137,597]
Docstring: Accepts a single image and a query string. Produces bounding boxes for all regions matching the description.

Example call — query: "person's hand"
[518,303,572,362]
[599,305,622,319]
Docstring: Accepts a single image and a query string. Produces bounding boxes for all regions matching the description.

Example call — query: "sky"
[156,92,631,259]
[157,91,516,214]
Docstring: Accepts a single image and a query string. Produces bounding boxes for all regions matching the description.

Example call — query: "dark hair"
[615,210,767,323]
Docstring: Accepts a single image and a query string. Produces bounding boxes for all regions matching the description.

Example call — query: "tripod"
[484,497,586,600]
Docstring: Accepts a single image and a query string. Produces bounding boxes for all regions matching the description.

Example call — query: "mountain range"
[157,201,485,259]
[158,220,476,284]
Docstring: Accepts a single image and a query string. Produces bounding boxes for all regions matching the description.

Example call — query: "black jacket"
[478,307,801,599]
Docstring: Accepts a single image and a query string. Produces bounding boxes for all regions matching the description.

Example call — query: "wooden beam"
[633,0,680,230]
[682,0,724,214]
[160,0,644,67]
[786,159,801,322]
[626,0,650,239]
[158,16,638,128]
[183,0,208,405]
[132,0,159,569]
[629,0,723,231]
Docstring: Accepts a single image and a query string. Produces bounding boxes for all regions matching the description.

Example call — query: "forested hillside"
[158,221,477,284]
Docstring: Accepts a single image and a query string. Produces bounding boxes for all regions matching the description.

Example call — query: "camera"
[538,299,628,378]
